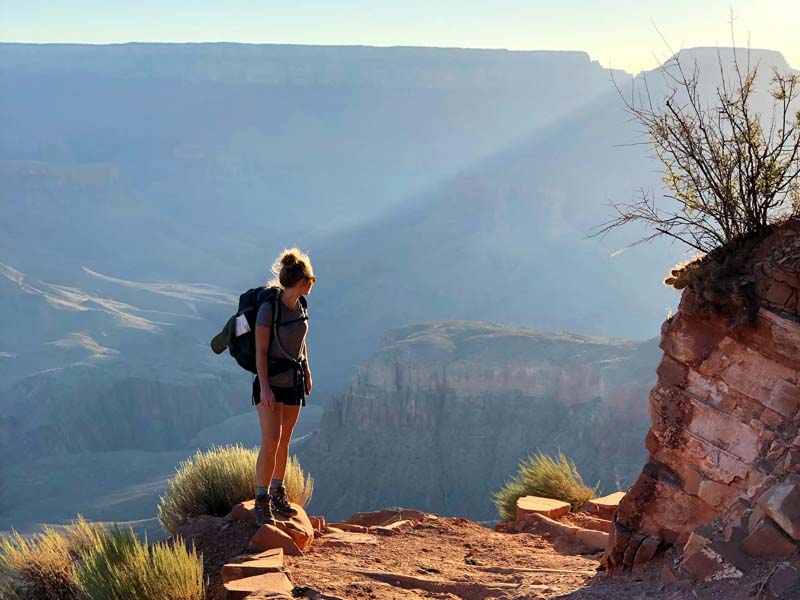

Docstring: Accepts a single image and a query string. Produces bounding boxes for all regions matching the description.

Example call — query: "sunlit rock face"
[603,220,800,580]
[296,321,659,522]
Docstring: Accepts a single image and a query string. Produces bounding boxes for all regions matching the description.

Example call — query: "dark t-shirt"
[255,293,308,387]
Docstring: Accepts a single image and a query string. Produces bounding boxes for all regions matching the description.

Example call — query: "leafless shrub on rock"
[595,30,800,255]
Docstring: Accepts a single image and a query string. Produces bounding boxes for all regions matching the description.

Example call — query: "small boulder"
[309,516,326,531]
[227,502,257,524]
[574,528,609,551]
[681,532,745,582]
[370,519,412,536]
[633,537,661,566]
[221,548,286,583]
[516,496,571,521]
[516,513,608,554]
[249,524,303,556]
[343,508,428,527]
[583,492,626,520]
[230,499,315,551]
[757,482,800,541]
[223,571,294,600]
[741,516,798,558]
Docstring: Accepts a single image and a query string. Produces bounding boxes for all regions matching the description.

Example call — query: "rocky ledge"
[175,493,797,600]
[602,219,800,587]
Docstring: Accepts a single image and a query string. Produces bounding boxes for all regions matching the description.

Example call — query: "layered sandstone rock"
[603,220,800,580]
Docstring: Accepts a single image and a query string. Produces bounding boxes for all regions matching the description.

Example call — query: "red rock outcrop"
[602,220,800,580]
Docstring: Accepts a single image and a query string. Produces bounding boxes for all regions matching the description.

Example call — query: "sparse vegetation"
[594,20,800,272]
[493,451,599,522]
[663,229,767,325]
[596,46,800,252]
[283,454,315,509]
[157,444,314,535]
[76,526,203,600]
[0,515,104,600]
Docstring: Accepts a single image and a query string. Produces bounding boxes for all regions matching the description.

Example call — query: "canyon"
[297,321,660,521]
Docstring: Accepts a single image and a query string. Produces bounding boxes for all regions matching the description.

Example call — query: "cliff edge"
[602,219,800,582]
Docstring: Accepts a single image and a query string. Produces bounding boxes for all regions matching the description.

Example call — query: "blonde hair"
[267,247,315,289]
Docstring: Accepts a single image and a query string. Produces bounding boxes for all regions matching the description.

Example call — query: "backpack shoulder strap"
[270,289,298,362]
[271,289,281,329]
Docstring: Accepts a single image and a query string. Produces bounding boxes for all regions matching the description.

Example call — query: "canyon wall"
[296,322,659,521]
[0,368,243,458]
[603,220,800,580]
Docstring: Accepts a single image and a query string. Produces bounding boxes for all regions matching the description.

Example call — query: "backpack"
[212,286,308,375]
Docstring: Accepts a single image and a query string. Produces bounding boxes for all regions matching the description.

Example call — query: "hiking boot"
[254,494,274,525]
[270,486,297,517]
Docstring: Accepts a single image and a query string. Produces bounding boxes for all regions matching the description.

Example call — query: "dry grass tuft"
[493,451,599,522]
[0,515,105,600]
[158,444,314,535]
[76,526,203,600]
[283,455,314,508]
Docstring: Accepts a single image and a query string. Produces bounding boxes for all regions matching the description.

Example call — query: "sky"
[1,0,798,74]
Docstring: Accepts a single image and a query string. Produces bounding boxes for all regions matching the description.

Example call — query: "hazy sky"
[2,0,798,74]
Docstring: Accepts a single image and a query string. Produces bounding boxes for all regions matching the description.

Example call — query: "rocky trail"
[175,497,800,600]
[290,516,598,600]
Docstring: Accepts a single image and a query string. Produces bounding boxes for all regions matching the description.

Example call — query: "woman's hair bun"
[281,251,301,268]
[267,247,313,289]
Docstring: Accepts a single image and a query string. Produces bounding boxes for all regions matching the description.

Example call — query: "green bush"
[0,515,104,600]
[493,451,599,522]
[158,444,314,535]
[76,526,203,600]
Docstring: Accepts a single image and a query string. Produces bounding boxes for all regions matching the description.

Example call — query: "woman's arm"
[255,324,276,410]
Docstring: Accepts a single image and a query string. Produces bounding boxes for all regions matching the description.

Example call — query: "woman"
[253,248,315,525]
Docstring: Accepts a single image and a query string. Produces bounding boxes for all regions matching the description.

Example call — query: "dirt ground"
[191,513,799,600]
[289,517,800,600]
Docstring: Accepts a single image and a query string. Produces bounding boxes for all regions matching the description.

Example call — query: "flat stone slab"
[370,519,413,536]
[228,548,284,565]
[318,531,379,546]
[584,492,626,520]
[223,571,294,600]
[327,522,369,533]
[516,496,571,521]
[343,508,427,527]
[222,554,286,583]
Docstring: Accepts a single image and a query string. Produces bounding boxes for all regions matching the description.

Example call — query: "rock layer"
[603,220,800,580]
[296,322,659,521]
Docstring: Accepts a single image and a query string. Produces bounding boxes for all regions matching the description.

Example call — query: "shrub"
[493,451,599,522]
[0,515,104,600]
[594,46,800,254]
[283,455,314,508]
[76,526,203,600]
[158,444,314,535]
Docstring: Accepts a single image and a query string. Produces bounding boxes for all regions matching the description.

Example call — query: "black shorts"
[252,376,305,407]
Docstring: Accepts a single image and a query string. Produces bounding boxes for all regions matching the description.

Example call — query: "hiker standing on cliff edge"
[253,248,315,525]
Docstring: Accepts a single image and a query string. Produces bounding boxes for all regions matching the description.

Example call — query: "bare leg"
[256,402,283,487]
[273,404,302,480]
